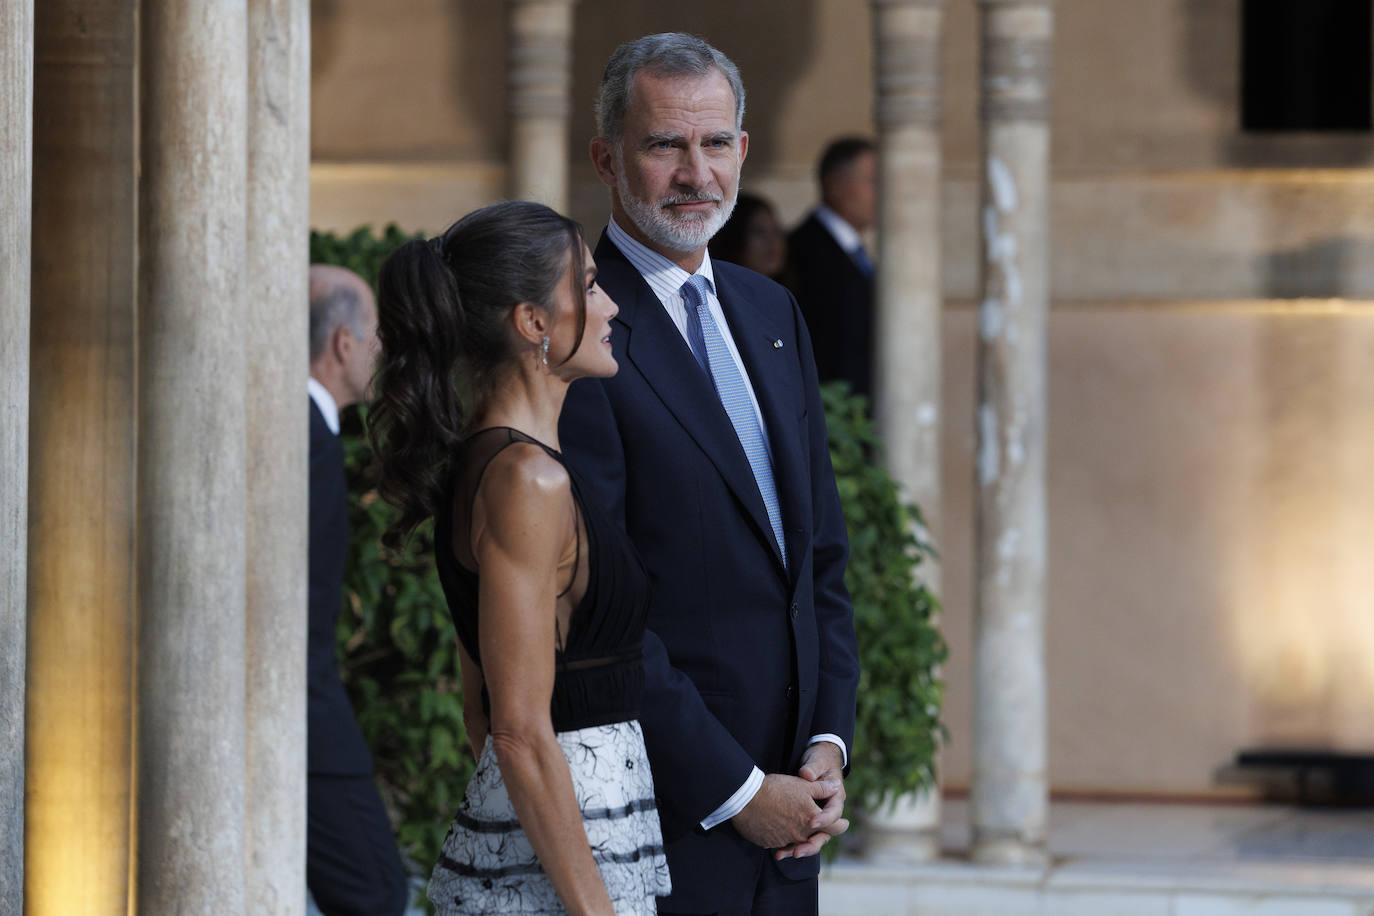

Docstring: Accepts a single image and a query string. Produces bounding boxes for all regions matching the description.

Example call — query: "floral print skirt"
[427,719,672,914]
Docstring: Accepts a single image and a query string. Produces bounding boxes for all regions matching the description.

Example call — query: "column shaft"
[27,2,138,911]
[0,0,32,907]
[865,0,947,863]
[245,0,310,910]
[507,0,575,209]
[137,1,250,909]
[971,0,1053,866]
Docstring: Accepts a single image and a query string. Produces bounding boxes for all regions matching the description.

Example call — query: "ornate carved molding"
[872,1,946,128]
[979,17,1053,121]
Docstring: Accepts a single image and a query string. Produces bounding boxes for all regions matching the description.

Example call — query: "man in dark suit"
[559,33,860,916]
[786,137,878,402]
[306,265,407,916]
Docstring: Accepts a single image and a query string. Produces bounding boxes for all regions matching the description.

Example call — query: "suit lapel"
[595,234,784,575]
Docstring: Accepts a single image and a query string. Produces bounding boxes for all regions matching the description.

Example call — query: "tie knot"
[680,274,712,307]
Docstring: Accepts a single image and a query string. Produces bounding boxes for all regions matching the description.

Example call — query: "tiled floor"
[821,799,1374,915]
[941,798,1374,864]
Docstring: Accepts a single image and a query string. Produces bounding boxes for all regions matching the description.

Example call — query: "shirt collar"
[607,215,717,302]
[307,376,340,435]
[813,203,864,255]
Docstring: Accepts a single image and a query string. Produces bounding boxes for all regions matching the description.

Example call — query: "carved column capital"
[871,0,947,129]
[978,0,1054,122]
[507,0,576,120]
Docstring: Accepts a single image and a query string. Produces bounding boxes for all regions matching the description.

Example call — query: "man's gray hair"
[594,33,746,142]
[309,283,366,360]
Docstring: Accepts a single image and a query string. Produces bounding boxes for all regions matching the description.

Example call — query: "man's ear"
[737,130,749,168]
[510,301,548,348]
[330,323,353,363]
[590,137,618,189]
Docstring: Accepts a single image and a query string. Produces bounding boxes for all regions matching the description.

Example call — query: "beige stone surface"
[137,2,249,909]
[308,0,1372,172]
[246,0,310,910]
[1,0,31,906]
[970,0,1053,865]
[940,301,1374,794]
[864,0,947,860]
[508,0,575,208]
[26,2,137,911]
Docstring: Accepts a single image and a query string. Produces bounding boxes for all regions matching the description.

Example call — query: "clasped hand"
[731,743,849,860]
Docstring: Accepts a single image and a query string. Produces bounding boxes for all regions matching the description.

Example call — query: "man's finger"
[809,791,845,830]
[787,830,834,859]
[799,762,840,782]
[805,778,842,799]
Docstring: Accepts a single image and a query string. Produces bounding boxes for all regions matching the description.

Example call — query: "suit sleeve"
[559,376,760,830]
[794,294,861,769]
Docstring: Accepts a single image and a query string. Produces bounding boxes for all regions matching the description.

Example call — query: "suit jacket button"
[785,684,796,700]
[790,601,799,620]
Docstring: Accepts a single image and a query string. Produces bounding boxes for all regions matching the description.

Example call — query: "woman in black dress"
[369,201,671,914]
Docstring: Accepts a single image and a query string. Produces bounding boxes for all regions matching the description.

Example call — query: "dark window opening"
[1242,0,1372,131]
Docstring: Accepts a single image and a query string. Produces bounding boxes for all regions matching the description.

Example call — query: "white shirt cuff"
[808,734,848,769]
[700,766,764,831]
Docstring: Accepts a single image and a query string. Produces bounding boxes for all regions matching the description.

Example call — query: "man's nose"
[673,146,711,190]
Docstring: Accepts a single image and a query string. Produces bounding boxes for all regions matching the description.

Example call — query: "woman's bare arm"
[472,445,613,916]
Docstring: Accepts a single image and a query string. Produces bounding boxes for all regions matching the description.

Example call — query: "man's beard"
[617,163,737,254]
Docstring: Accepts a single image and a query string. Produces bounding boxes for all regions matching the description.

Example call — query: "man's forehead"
[627,69,736,119]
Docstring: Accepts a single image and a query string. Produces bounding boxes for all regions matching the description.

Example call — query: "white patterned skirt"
[427,719,672,915]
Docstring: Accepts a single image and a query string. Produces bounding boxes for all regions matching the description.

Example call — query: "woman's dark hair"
[708,192,775,267]
[368,200,586,547]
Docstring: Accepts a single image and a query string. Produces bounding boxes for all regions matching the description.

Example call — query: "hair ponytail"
[369,236,467,548]
[368,200,586,548]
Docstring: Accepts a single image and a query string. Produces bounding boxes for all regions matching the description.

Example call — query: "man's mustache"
[658,191,722,208]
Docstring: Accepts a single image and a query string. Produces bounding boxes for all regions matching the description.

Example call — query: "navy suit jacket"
[559,233,860,910]
[308,398,374,775]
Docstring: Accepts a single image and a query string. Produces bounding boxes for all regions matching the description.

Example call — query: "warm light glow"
[25,340,136,912]
[1225,303,1374,748]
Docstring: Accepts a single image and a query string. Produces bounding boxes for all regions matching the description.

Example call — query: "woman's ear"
[510,301,549,348]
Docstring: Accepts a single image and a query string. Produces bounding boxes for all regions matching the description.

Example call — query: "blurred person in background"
[709,191,788,282]
[786,136,877,402]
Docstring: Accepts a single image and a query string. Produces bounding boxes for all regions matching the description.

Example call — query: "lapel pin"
[773,339,783,349]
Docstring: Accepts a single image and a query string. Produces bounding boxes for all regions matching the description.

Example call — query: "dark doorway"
[1241,0,1372,131]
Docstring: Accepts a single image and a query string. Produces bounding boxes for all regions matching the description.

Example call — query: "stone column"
[0,0,32,906]
[137,1,249,909]
[27,1,138,911]
[864,0,947,863]
[245,0,310,910]
[970,0,1053,867]
[506,0,575,209]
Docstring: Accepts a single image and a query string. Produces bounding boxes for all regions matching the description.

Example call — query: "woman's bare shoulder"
[471,441,572,546]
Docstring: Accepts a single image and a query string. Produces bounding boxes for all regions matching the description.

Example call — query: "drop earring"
[540,335,550,366]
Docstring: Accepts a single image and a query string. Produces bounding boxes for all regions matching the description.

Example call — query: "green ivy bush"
[311,226,946,875]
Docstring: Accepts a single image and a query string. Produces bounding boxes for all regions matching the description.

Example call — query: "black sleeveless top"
[433,427,651,732]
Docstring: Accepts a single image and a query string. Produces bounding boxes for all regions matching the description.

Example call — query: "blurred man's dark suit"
[786,212,875,402]
[307,391,407,916]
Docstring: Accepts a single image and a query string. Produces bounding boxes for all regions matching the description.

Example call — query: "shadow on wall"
[1178,0,1373,168]
[569,2,819,174]
[311,0,509,161]
[1261,239,1354,299]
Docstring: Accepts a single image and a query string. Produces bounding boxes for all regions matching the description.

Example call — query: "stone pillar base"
[970,834,1051,867]
[862,789,942,863]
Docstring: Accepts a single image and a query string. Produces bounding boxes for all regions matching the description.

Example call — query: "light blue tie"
[681,275,787,567]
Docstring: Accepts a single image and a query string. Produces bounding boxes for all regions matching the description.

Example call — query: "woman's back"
[434,426,651,732]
